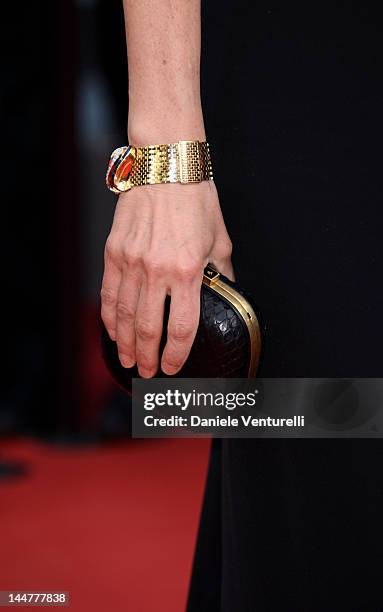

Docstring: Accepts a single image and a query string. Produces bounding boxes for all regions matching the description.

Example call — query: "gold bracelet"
[106,140,213,193]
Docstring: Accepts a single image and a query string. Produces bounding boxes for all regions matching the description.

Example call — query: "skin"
[101,0,233,378]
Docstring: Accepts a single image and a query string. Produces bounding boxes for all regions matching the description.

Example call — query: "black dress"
[188,3,383,611]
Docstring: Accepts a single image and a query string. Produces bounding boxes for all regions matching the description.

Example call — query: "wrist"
[128,105,206,146]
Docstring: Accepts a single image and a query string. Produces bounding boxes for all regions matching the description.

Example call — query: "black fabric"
[188,3,383,611]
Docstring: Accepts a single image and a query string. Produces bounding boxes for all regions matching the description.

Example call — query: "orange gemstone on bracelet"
[114,146,138,191]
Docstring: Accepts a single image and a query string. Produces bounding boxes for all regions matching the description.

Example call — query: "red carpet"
[0,438,210,611]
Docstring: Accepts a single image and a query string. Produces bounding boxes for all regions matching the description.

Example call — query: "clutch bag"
[101,264,262,391]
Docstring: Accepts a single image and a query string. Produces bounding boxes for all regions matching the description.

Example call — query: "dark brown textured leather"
[101,273,262,391]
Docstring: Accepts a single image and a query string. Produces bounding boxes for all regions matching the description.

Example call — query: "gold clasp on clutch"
[203,264,220,285]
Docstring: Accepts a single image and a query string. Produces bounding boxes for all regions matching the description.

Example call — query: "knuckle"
[100,287,117,307]
[216,238,233,260]
[105,238,121,262]
[136,320,158,341]
[174,259,202,281]
[116,301,135,320]
[169,321,195,342]
[122,247,142,268]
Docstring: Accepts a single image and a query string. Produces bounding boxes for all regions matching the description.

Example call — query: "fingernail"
[120,355,135,368]
[139,367,154,378]
[109,329,116,341]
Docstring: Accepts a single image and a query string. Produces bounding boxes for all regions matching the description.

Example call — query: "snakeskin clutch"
[101,265,262,391]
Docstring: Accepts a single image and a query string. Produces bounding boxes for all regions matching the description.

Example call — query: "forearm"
[123,0,205,145]
[103,1,233,377]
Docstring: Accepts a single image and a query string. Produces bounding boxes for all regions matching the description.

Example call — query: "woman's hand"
[101,180,233,378]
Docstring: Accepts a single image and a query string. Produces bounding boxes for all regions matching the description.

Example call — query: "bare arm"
[101,0,233,378]
[125,0,205,145]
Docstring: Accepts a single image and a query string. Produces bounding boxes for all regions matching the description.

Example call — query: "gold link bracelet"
[106,140,213,193]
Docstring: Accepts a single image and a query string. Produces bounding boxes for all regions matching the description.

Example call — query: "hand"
[101,180,233,378]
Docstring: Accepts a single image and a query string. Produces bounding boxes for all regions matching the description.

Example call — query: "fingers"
[161,274,201,375]
[100,254,121,341]
[102,248,233,378]
[101,181,234,379]
[135,278,167,378]
[115,263,142,368]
